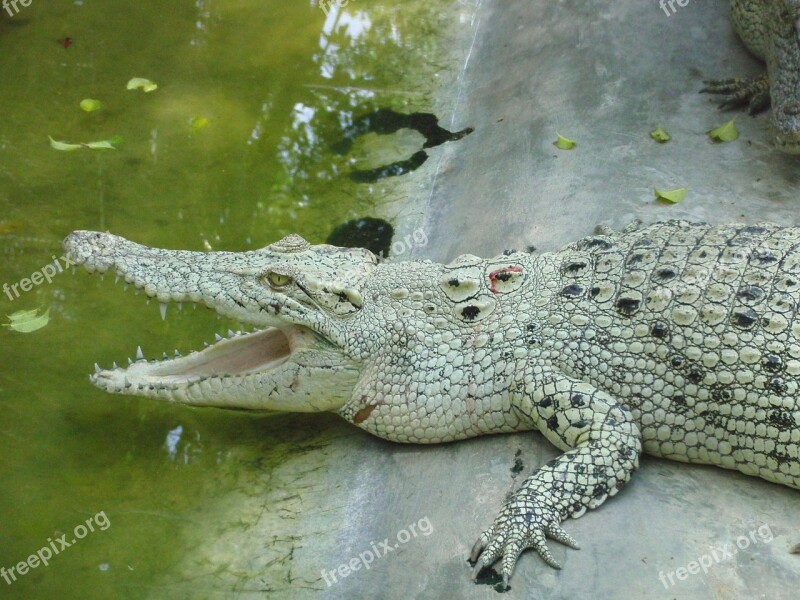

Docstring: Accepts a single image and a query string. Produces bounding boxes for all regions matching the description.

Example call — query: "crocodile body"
[702,0,800,153]
[63,220,800,589]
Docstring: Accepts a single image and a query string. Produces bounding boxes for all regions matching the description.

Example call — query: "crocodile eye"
[266,272,292,288]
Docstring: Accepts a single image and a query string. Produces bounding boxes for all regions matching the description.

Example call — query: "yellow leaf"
[4,308,50,333]
[126,77,158,93]
[554,133,576,150]
[80,98,102,112]
[708,119,739,143]
[654,187,687,204]
[7,308,40,322]
[190,116,210,132]
[650,126,671,143]
[49,136,82,151]
[49,136,121,151]
[84,140,116,150]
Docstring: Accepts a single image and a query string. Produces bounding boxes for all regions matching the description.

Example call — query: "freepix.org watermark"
[317,0,352,16]
[2,0,32,17]
[381,227,428,261]
[1,511,111,585]
[657,523,774,589]
[3,254,75,302]
[659,0,696,17]
[321,516,433,587]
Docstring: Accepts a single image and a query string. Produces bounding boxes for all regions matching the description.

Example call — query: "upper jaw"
[63,230,305,328]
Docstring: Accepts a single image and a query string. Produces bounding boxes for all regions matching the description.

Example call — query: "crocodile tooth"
[71,266,77,275]
[227,329,236,337]
[174,349,181,357]
[94,363,101,374]
[177,303,183,310]
[215,333,223,342]
[159,302,168,320]
[99,274,104,281]
[203,342,209,348]
[162,352,169,360]
[115,275,120,284]
[136,346,145,361]
[112,361,118,369]
[124,284,129,292]
[127,357,133,365]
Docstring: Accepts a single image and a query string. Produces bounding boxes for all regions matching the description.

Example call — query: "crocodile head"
[769,0,800,153]
[63,231,378,412]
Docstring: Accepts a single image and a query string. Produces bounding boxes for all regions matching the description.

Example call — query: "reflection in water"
[326,216,394,257]
[332,108,473,182]
[318,3,373,80]
[166,425,183,461]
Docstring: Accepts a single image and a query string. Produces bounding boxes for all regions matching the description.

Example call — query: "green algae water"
[0,1,460,598]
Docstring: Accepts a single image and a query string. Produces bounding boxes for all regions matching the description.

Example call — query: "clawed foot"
[468,490,580,590]
[700,74,770,114]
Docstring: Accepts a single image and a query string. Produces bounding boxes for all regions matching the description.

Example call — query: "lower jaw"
[92,325,311,393]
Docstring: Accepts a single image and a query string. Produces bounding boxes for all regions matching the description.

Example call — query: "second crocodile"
[702,0,800,153]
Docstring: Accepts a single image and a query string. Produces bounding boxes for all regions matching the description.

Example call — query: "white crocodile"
[702,0,800,153]
[63,220,800,589]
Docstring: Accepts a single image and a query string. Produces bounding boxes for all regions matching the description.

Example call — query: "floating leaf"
[49,136,121,151]
[84,140,116,150]
[7,308,41,322]
[49,136,82,151]
[190,116,210,132]
[80,98,102,112]
[654,187,687,204]
[4,308,50,333]
[554,133,576,150]
[126,77,158,92]
[708,119,739,143]
[650,126,671,143]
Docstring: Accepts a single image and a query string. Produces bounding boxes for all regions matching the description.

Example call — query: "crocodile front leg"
[469,371,641,589]
[701,74,771,114]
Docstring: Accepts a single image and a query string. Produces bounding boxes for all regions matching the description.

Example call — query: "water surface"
[0,1,456,597]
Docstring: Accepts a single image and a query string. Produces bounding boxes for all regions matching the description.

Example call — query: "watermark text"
[2,0,33,17]
[658,523,773,589]
[321,516,433,587]
[3,255,75,302]
[1,511,111,585]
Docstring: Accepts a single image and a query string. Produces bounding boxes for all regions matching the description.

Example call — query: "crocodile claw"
[700,74,770,114]
[469,491,580,589]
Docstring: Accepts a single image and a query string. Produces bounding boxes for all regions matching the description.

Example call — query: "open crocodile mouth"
[92,325,318,395]
[62,228,366,411]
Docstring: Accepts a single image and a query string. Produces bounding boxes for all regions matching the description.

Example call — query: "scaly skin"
[63,220,800,590]
[702,0,800,153]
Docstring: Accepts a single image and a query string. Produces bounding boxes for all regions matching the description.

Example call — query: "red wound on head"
[488,266,523,294]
